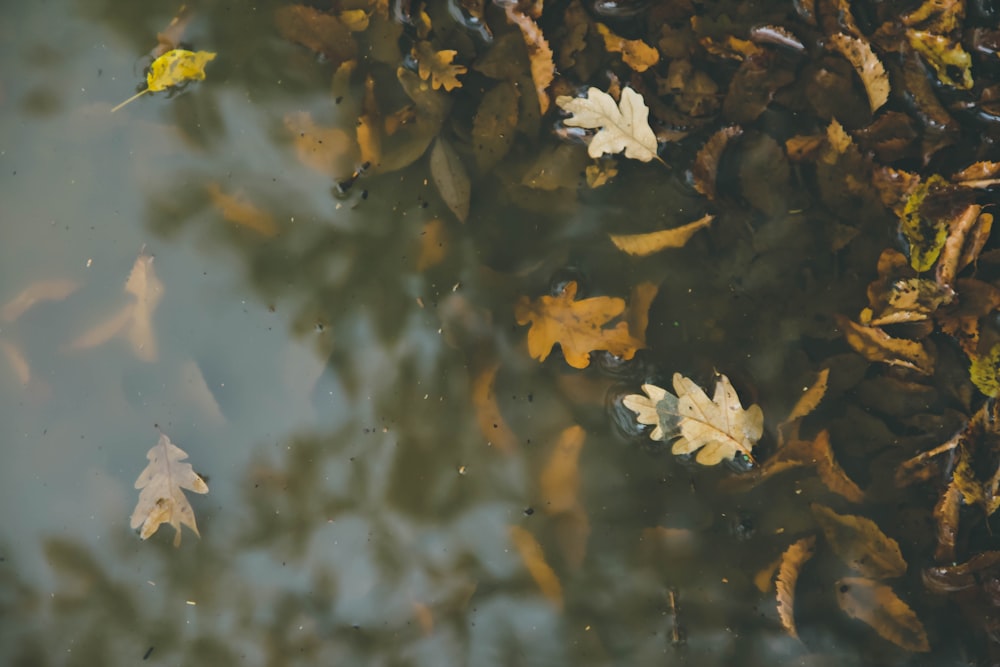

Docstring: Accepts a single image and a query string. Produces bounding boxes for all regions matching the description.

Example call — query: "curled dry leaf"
[595,23,660,72]
[691,125,743,200]
[836,577,930,652]
[777,536,816,639]
[504,5,555,113]
[933,479,961,562]
[509,525,563,609]
[827,33,889,113]
[514,281,643,369]
[130,433,209,547]
[555,87,659,162]
[936,204,983,288]
[812,504,906,579]
[609,214,713,256]
[206,183,278,237]
[837,315,934,375]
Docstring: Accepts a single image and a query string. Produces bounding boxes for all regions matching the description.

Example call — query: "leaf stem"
[111,89,150,113]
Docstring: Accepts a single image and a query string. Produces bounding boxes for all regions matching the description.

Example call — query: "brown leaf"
[514,281,643,369]
[130,433,209,547]
[595,23,660,72]
[933,479,960,562]
[275,5,357,66]
[836,577,930,652]
[473,81,519,170]
[508,525,563,609]
[540,425,585,515]
[2,279,78,322]
[755,555,782,593]
[284,112,358,180]
[692,126,742,200]
[609,214,713,257]
[416,219,448,271]
[626,281,658,346]
[413,42,466,91]
[585,160,618,188]
[812,504,907,579]
[784,368,830,424]
[471,362,519,453]
[837,315,934,375]
[505,6,555,113]
[206,183,278,237]
[777,536,816,639]
[936,205,984,288]
[812,431,866,503]
[827,33,890,113]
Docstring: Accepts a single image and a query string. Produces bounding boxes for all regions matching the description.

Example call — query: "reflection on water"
[0,0,989,665]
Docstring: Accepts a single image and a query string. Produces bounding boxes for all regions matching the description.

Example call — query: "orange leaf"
[509,525,563,608]
[514,281,643,368]
[777,536,816,639]
[827,33,889,113]
[505,6,555,113]
[540,425,585,515]
[609,215,713,256]
[206,183,278,237]
[471,362,519,453]
[595,23,660,72]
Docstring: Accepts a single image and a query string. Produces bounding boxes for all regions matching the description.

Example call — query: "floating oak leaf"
[777,536,816,639]
[555,87,659,162]
[504,6,555,113]
[113,49,217,112]
[595,22,660,72]
[413,41,466,91]
[609,214,713,256]
[827,33,889,113]
[671,373,764,466]
[691,125,743,200]
[514,281,643,369]
[622,383,680,442]
[812,504,906,579]
[130,433,209,547]
[836,578,930,652]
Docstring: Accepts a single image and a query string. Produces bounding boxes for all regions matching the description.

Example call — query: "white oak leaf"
[622,383,680,442]
[555,87,658,162]
[671,373,763,466]
[130,433,209,547]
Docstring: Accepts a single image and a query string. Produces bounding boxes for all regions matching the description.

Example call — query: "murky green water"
[0,1,987,666]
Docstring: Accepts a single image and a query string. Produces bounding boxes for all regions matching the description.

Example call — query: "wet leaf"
[509,525,563,608]
[827,33,889,113]
[837,315,934,375]
[514,281,643,369]
[671,372,764,466]
[416,218,448,271]
[505,6,555,113]
[473,81,519,171]
[0,339,30,385]
[284,112,358,179]
[206,183,278,237]
[555,87,659,162]
[933,478,961,562]
[275,5,356,64]
[777,536,816,639]
[69,249,163,362]
[541,425,585,515]
[691,125,742,200]
[595,22,660,72]
[812,504,907,579]
[969,342,1000,397]
[130,433,209,547]
[784,368,830,424]
[626,281,659,346]
[836,578,930,652]
[935,204,982,288]
[609,214,713,256]
[112,49,216,112]
[429,138,470,223]
[901,174,950,271]
[907,29,973,89]
[585,160,618,188]
[2,279,78,322]
[413,41,466,91]
[471,362,519,453]
[622,383,679,442]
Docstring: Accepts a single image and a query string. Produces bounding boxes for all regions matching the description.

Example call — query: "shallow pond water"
[1,0,996,665]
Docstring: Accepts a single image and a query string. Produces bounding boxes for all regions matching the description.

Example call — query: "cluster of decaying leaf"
[758,504,929,652]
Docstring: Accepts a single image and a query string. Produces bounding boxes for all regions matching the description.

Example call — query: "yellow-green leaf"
[970,342,1000,397]
[147,49,216,92]
[900,174,949,271]
[907,30,972,90]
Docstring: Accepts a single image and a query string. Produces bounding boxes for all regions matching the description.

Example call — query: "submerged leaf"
[413,41,466,91]
[691,125,743,200]
[556,87,659,162]
[514,281,643,368]
[776,536,816,639]
[609,214,713,256]
[471,362,519,453]
[130,433,209,547]
[836,577,930,652]
[837,315,934,374]
[206,183,278,237]
[509,525,563,608]
[504,6,555,113]
[595,23,660,72]
[812,504,906,579]
[429,138,470,223]
[2,280,79,322]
